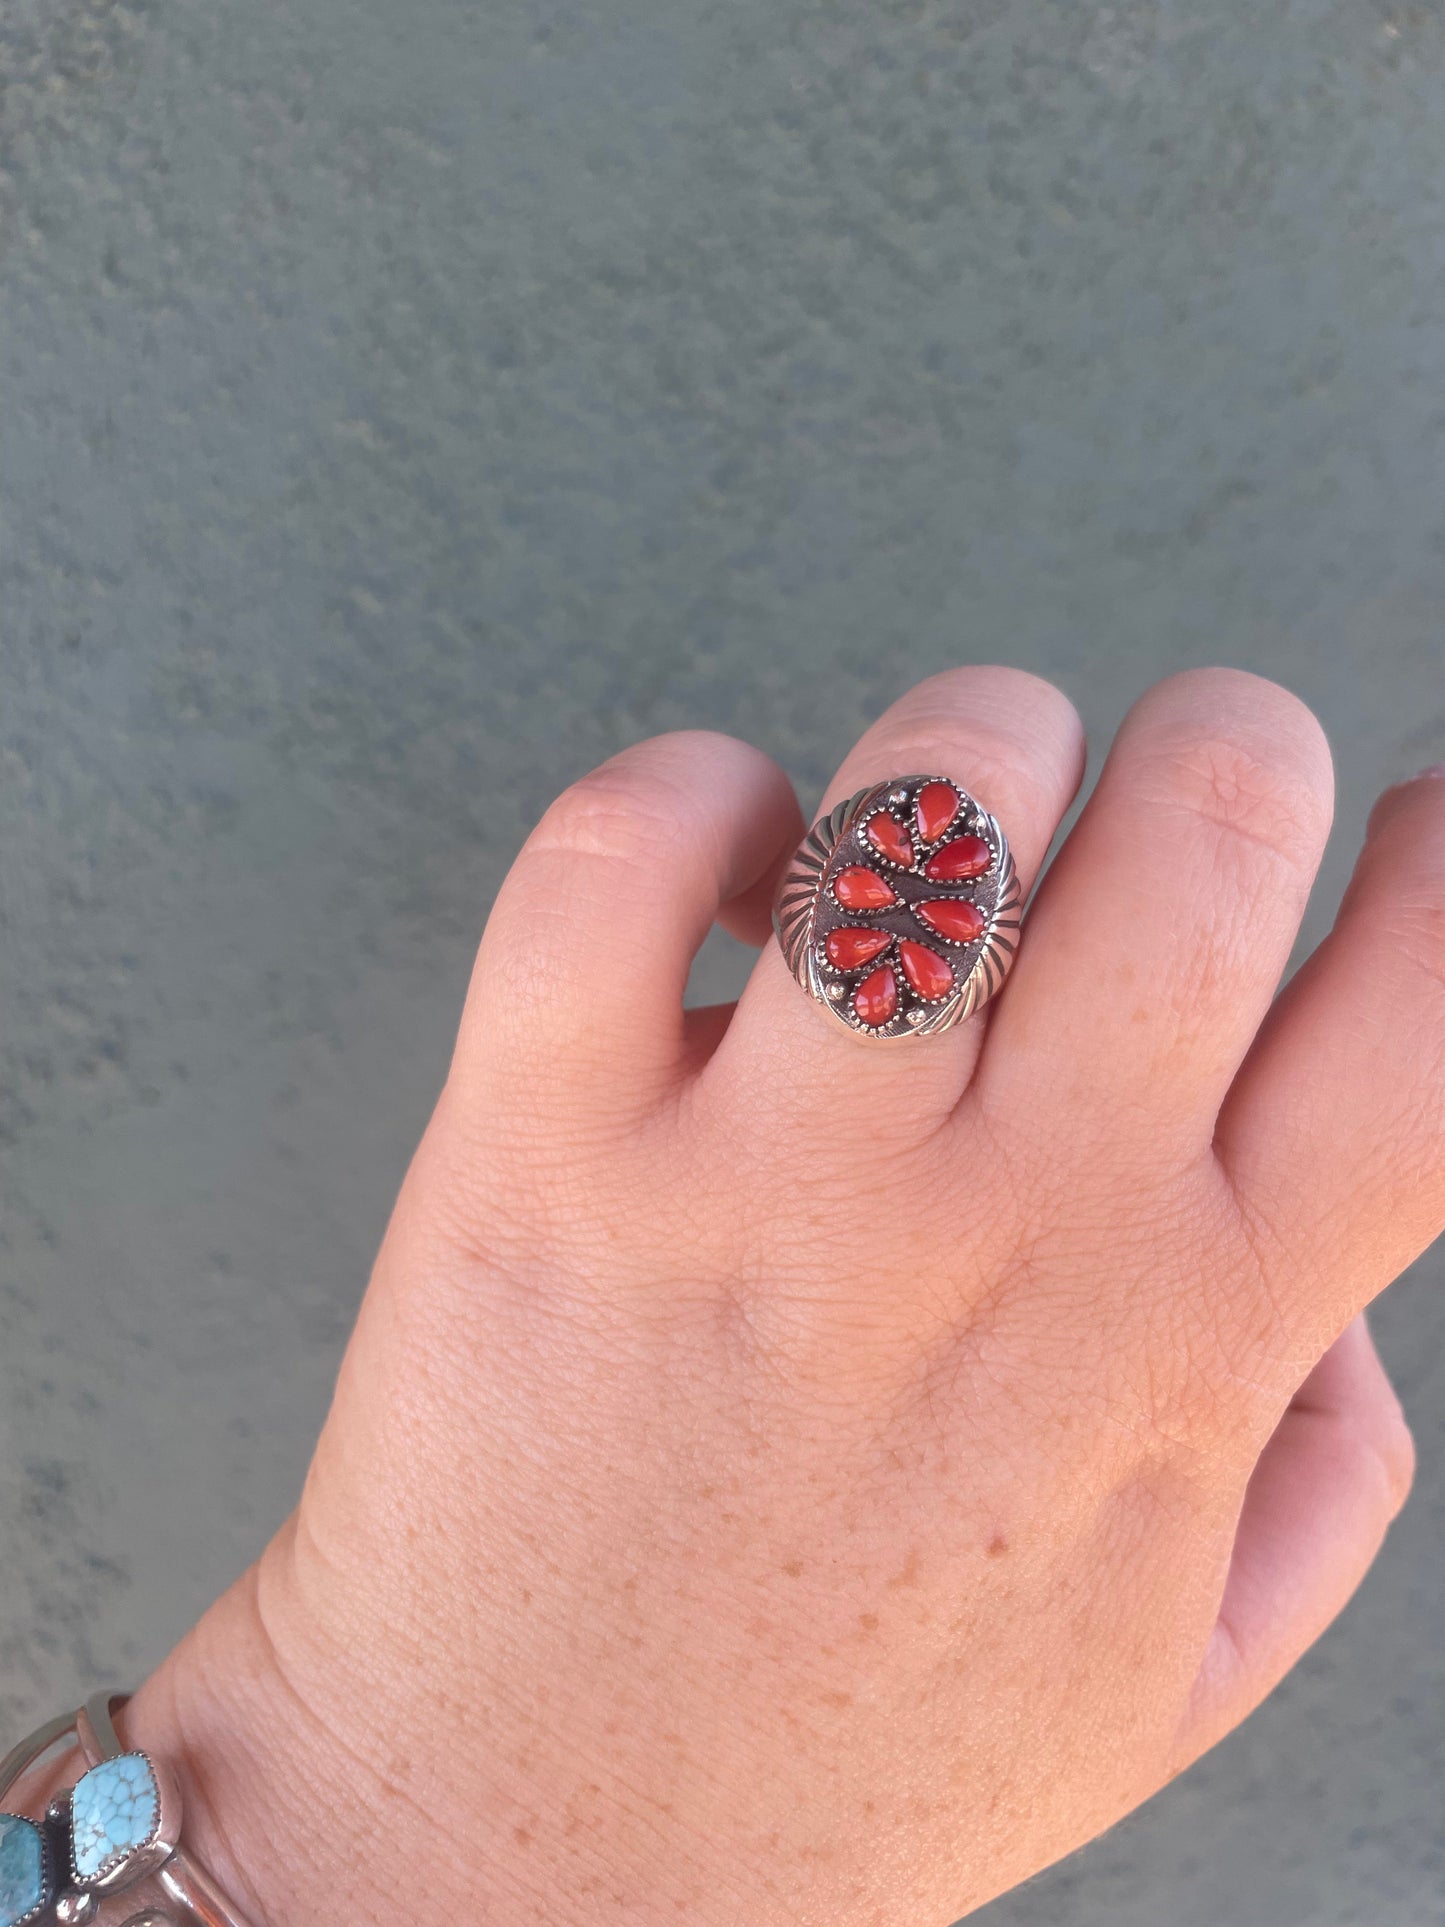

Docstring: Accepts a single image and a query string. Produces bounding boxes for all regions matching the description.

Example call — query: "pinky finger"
[1179,1316,1414,1764]
[1216,767,1445,1345]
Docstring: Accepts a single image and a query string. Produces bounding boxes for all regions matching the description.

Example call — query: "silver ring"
[773,773,1021,1040]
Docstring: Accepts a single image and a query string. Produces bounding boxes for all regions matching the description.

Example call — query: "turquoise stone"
[69,1752,159,1883]
[0,1814,49,1927]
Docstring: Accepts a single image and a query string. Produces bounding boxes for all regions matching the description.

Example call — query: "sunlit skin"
[126,667,1441,1927]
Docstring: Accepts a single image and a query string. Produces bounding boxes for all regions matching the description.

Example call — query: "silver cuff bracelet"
[0,1691,259,1927]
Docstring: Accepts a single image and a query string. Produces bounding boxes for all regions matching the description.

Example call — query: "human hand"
[128,667,1439,1925]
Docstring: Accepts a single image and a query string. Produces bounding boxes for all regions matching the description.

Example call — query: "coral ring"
[773,774,1021,1040]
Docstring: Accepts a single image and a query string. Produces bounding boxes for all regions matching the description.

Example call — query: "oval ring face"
[772,774,1021,1040]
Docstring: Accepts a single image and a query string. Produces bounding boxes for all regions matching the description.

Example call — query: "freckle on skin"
[888,1549,921,1589]
[987,1533,1009,1558]
[858,1612,879,1633]
[514,1826,532,1847]
[783,1560,803,1577]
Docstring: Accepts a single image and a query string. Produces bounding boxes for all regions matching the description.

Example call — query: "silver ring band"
[774,773,1020,1039]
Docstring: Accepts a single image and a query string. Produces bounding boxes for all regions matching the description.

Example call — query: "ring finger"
[701,665,1086,1144]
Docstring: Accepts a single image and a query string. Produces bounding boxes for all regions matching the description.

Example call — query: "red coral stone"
[916,781,960,844]
[924,834,991,881]
[898,940,954,1000]
[833,865,897,910]
[865,812,914,866]
[916,898,985,944]
[852,964,898,1027]
[825,926,893,970]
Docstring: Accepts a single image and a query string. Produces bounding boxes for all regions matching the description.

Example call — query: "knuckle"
[1368,767,1445,842]
[1138,725,1333,873]
[1145,667,1325,749]
[1381,1412,1417,1514]
[1380,886,1445,1001]
[530,761,695,872]
[1353,1392,1417,1518]
[904,664,1082,743]
[1378,1407,1417,1515]
[874,715,1063,827]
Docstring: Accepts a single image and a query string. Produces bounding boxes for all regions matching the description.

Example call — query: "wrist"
[123,1526,465,1927]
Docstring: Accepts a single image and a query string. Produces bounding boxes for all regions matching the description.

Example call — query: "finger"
[700,666,1086,1142]
[449,731,803,1125]
[1181,1316,1413,1760]
[1216,767,1445,1333]
[975,668,1334,1154]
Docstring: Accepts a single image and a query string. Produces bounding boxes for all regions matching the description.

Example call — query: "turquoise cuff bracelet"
[0,1692,258,1927]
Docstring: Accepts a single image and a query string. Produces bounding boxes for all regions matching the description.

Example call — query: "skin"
[119,665,1442,1926]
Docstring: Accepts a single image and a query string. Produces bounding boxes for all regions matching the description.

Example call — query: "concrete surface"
[3,0,1444,1919]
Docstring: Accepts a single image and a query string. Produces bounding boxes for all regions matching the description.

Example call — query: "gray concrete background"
[3,0,1444,1918]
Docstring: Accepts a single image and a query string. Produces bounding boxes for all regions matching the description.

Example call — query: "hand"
[127,667,1438,1926]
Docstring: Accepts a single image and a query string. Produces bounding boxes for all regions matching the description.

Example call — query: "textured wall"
[3,0,1444,1919]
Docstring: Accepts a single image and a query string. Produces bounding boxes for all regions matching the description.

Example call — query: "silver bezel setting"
[774,772,1021,1040]
[65,1751,182,1896]
[0,1811,55,1927]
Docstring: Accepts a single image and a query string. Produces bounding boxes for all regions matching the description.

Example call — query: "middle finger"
[974,668,1334,1157]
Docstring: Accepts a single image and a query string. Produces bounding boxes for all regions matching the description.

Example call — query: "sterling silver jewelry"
[0,1692,259,1927]
[774,773,1020,1039]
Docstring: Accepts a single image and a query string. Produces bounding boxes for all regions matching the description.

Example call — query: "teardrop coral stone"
[915,781,960,844]
[916,898,985,944]
[898,940,954,1000]
[825,926,893,970]
[833,865,897,910]
[852,964,898,1027]
[865,813,914,866]
[924,834,991,882]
